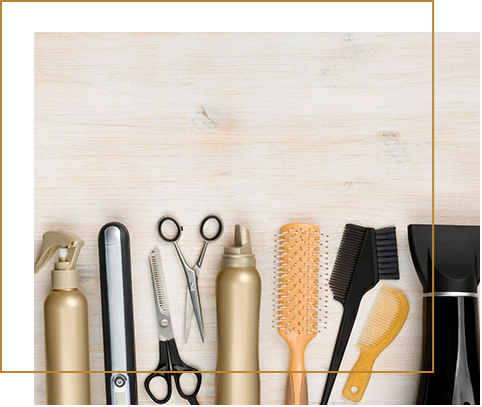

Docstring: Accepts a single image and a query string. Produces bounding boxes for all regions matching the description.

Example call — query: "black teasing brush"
[329,224,366,304]
[321,223,400,405]
[375,227,400,280]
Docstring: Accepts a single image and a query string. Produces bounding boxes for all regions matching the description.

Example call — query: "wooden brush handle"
[286,372,308,405]
[342,348,377,402]
[285,347,308,405]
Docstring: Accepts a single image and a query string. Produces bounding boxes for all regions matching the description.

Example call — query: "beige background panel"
[34,33,479,405]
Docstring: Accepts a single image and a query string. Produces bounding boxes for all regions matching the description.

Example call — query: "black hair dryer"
[408,225,480,405]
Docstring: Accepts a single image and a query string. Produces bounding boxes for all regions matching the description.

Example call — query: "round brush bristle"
[274,223,321,337]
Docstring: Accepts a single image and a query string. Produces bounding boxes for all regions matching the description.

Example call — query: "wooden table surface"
[34,33,480,405]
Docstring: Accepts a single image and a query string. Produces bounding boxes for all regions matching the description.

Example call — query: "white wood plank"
[34,33,479,405]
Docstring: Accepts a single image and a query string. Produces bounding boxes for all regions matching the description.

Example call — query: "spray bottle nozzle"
[35,231,84,274]
[224,224,252,255]
[222,225,256,268]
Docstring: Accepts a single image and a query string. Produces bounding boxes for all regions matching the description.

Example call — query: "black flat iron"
[408,224,480,405]
[99,222,138,405]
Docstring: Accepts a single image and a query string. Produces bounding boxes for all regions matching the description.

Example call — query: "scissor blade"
[184,286,193,343]
[184,264,201,342]
[188,284,205,342]
[149,248,170,318]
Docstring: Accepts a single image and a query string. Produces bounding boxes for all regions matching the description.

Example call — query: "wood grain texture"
[34,33,479,405]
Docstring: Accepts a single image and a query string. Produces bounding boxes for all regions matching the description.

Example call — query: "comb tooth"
[375,227,400,280]
[358,286,404,348]
[329,224,366,302]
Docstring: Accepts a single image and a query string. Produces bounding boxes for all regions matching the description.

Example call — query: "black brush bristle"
[329,224,367,302]
[375,226,400,279]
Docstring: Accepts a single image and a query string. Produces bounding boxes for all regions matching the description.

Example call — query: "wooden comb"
[342,286,409,402]
[275,223,321,405]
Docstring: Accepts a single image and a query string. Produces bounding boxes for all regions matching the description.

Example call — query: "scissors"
[157,215,223,342]
[145,248,202,405]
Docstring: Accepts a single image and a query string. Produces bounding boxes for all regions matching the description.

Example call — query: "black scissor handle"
[200,215,223,242]
[144,341,173,404]
[158,216,183,243]
[168,340,202,404]
[173,369,202,404]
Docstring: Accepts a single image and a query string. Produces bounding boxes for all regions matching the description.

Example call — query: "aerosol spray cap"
[35,231,84,290]
[222,224,256,268]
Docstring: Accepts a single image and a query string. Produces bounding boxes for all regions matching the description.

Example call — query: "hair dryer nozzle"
[408,224,480,294]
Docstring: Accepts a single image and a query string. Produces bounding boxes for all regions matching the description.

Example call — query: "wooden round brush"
[275,223,321,405]
[342,286,409,402]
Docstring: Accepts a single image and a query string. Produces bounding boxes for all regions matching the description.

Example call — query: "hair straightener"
[99,222,138,405]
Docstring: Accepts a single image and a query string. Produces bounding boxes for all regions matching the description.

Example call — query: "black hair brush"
[320,224,400,405]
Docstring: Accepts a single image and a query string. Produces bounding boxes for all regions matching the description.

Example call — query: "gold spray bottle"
[215,225,261,405]
[35,231,91,405]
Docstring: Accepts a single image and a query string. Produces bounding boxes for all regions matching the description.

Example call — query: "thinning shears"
[157,215,223,342]
[146,248,202,405]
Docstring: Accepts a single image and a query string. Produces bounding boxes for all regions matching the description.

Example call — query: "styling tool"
[320,224,399,405]
[275,223,321,405]
[408,224,480,405]
[35,231,91,405]
[145,248,202,405]
[157,215,223,342]
[342,286,409,402]
[215,225,261,405]
[99,222,138,405]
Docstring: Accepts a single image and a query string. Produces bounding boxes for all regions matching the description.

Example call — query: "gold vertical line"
[0,0,3,373]
[431,0,435,374]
